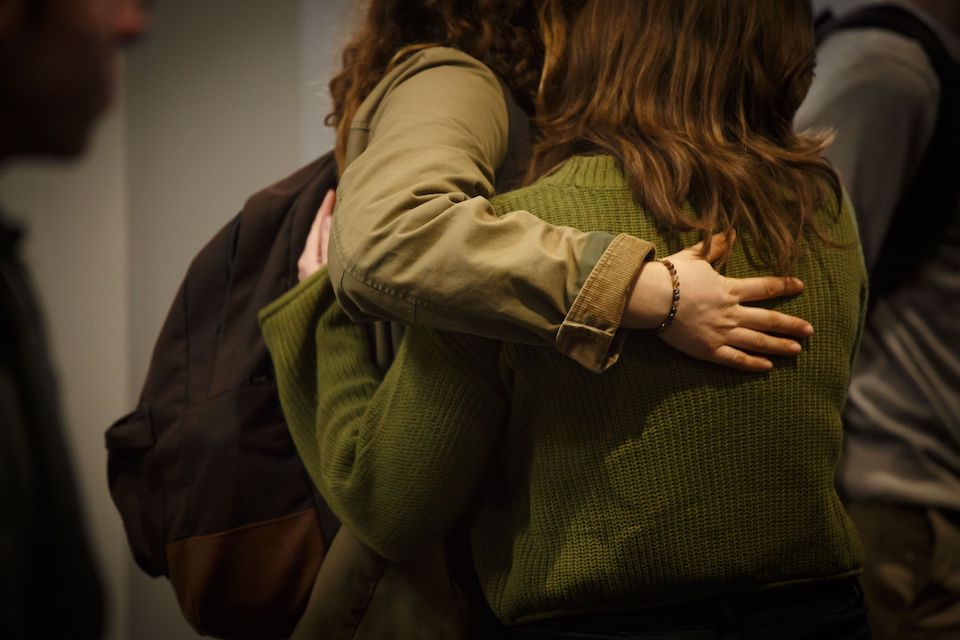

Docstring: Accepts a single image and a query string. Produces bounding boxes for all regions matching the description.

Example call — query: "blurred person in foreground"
[262,0,870,637]
[0,0,148,637]
[797,1,960,636]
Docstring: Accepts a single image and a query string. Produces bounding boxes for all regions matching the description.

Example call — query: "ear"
[0,0,27,39]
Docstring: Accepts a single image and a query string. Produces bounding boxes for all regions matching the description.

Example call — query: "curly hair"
[327,0,545,170]
[530,0,843,274]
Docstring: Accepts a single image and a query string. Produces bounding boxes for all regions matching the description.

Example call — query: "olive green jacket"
[327,47,654,373]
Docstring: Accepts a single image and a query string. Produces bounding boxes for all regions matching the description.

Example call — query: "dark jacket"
[0,212,104,640]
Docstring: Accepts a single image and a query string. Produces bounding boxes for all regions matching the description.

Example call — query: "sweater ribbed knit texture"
[260,155,867,625]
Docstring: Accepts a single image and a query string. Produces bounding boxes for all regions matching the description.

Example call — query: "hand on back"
[624,232,814,372]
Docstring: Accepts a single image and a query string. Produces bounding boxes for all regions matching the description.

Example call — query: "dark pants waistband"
[512,577,870,640]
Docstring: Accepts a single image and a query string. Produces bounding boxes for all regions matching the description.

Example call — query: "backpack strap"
[816,4,960,296]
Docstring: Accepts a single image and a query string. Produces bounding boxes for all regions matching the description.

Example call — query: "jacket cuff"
[555,234,655,373]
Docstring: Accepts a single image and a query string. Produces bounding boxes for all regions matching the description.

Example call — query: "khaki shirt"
[327,47,653,372]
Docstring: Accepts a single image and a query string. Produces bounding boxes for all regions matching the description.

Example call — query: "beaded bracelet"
[657,258,680,333]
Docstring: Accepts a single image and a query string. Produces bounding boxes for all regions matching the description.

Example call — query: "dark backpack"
[815,4,960,297]
[105,153,341,640]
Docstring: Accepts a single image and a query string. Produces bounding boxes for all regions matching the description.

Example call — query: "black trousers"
[511,578,871,640]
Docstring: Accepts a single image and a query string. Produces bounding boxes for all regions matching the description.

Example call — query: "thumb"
[320,189,336,221]
[319,215,333,267]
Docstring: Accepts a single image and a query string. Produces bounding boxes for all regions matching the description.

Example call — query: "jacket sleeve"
[327,47,653,373]
[795,31,938,273]
[259,269,508,562]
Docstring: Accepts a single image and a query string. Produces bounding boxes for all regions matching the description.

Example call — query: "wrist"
[622,259,674,329]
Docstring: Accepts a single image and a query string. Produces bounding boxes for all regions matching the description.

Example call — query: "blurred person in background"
[797,0,960,637]
[0,0,148,637]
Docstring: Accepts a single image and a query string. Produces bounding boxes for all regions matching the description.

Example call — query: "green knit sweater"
[260,155,867,625]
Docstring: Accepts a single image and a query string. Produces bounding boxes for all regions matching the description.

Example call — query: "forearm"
[329,47,654,372]
[260,271,505,561]
[330,182,653,354]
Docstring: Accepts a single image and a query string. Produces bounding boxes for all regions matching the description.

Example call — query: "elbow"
[318,478,439,562]
[337,502,448,563]
[339,517,439,564]
[325,238,416,324]
[363,532,422,564]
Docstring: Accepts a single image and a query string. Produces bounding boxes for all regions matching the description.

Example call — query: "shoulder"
[405,46,498,74]
[387,46,503,92]
[352,46,507,130]
[811,29,939,106]
[798,29,939,140]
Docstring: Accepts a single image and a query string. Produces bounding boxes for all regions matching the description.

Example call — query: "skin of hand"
[623,231,814,372]
[298,189,336,280]
[300,197,811,372]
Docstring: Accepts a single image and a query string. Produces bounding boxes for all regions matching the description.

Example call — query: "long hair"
[327,0,544,170]
[531,0,842,273]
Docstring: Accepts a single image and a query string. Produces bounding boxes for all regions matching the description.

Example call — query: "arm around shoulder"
[328,47,651,369]
[261,268,508,562]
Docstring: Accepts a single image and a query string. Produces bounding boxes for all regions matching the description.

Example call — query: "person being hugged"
[264,0,870,638]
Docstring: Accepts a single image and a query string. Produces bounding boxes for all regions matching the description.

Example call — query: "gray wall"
[301,0,359,164]
[0,0,355,637]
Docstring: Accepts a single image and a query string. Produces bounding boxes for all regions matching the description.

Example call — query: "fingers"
[738,306,814,337]
[304,204,323,249]
[297,190,336,282]
[319,214,333,267]
[726,328,802,357]
[712,345,773,372]
[298,217,322,282]
[319,188,336,219]
[317,189,336,266]
[732,275,804,303]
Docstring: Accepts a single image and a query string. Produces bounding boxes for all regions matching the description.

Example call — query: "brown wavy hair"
[531,0,842,273]
[327,0,545,170]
